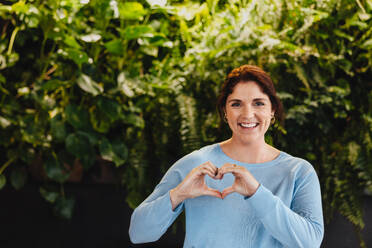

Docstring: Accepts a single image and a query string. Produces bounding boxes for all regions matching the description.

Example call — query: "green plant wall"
[0,0,371,246]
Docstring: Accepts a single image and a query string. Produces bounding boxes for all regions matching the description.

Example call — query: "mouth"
[238,122,259,129]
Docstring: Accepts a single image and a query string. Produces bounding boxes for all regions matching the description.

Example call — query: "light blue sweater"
[129,143,324,247]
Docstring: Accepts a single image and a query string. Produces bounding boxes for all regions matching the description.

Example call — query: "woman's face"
[224,81,274,144]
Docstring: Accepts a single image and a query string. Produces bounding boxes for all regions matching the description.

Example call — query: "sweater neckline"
[215,143,285,168]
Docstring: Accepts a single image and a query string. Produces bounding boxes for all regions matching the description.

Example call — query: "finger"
[204,161,218,169]
[199,168,217,179]
[215,163,232,179]
[194,163,214,176]
[221,186,235,199]
[218,163,240,177]
[198,162,216,173]
[219,162,233,169]
[214,170,223,180]
[204,187,222,199]
[202,166,217,177]
[204,162,219,177]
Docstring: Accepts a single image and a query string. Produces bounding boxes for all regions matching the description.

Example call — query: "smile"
[239,122,259,128]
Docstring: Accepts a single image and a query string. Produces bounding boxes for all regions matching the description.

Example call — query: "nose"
[241,105,255,118]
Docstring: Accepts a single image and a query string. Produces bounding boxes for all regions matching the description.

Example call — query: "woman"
[129,65,324,247]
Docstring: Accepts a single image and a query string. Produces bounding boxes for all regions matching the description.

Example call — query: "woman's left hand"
[216,163,260,199]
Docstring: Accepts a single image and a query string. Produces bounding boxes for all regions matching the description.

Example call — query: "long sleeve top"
[129,143,324,248]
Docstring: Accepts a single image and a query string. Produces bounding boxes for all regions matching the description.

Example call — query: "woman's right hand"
[170,161,222,210]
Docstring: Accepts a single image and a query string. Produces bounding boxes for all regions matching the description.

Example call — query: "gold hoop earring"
[224,113,228,123]
[271,116,276,124]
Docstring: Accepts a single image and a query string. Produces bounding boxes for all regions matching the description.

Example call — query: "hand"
[216,163,260,199]
[170,161,222,209]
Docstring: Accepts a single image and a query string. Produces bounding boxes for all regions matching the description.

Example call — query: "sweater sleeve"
[129,166,184,244]
[246,170,324,248]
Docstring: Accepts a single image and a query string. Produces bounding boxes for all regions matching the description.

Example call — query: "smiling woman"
[217,65,284,164]
[223,82,275,154]
[129,65,324,248]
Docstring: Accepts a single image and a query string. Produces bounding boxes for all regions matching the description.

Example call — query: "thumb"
[204,187,222,199]
[221,186,235,199]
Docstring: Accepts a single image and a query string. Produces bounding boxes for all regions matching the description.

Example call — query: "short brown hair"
[217,65,284,126]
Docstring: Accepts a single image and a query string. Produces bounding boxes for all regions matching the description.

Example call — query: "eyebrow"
[227,98,268,103]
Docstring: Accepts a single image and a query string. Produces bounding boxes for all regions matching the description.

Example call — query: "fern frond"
[176,94,202,154]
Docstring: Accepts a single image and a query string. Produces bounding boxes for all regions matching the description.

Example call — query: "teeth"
[240,123,257,128]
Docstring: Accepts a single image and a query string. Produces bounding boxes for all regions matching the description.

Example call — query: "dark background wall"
[1,183,371,248]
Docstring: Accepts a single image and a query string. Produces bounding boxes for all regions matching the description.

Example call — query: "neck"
[219,137,278,164]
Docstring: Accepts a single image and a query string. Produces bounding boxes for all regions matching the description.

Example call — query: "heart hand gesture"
[216,163,260,199]
[170,162,222,209]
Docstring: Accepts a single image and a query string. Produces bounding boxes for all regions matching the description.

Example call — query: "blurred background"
[0,0,371,247]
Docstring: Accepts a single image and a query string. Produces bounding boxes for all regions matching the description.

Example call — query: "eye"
[255,101,265,106]
[231,102,240,107]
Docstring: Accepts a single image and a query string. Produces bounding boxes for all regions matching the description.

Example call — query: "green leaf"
[149,35,168,46]
[79,156,96,170]
[361,39,372,49]
[327,86,349,96]
[0,73,6,83]
[65,133,95,168]
[141,46,158,57]
[4,53,19,68]
[77,74,103,96]
[10,168,27,190]
[97,97,122,122]
[44,154,70,183]
[99,137,127,167]
[65,48,89,67]
[66,133,90,157]
[0,174,6,190]
[11,1,29,14]
[333,29,354,42]
[20,116,44,145]
[111,138,128,165]
[123,25,154,40]
[117,72,135,97]
[51,114,67,142]
[119,2,147,20]
[146,0,167,7]
[40,187,59,203]
[54,196,75,219]
[104,39,123,55]
[0,5,12,12]
[89,96,122,133]
[179,19,191,43]
[65,104,91,130]
[294,64,310,91]
[99,137,117,162]
[64,36,81,49]
[357,12,370,21]
[41,79,68,91]
[76,131,101,146]
[0,116,11,128]
[176,2,203,21]
[89,106,111,133]
[123,113,145,128]
[80,33,101,42]
[337,59,353,74]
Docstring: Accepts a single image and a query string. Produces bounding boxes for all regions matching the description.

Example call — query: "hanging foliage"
[0,0,371,246]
